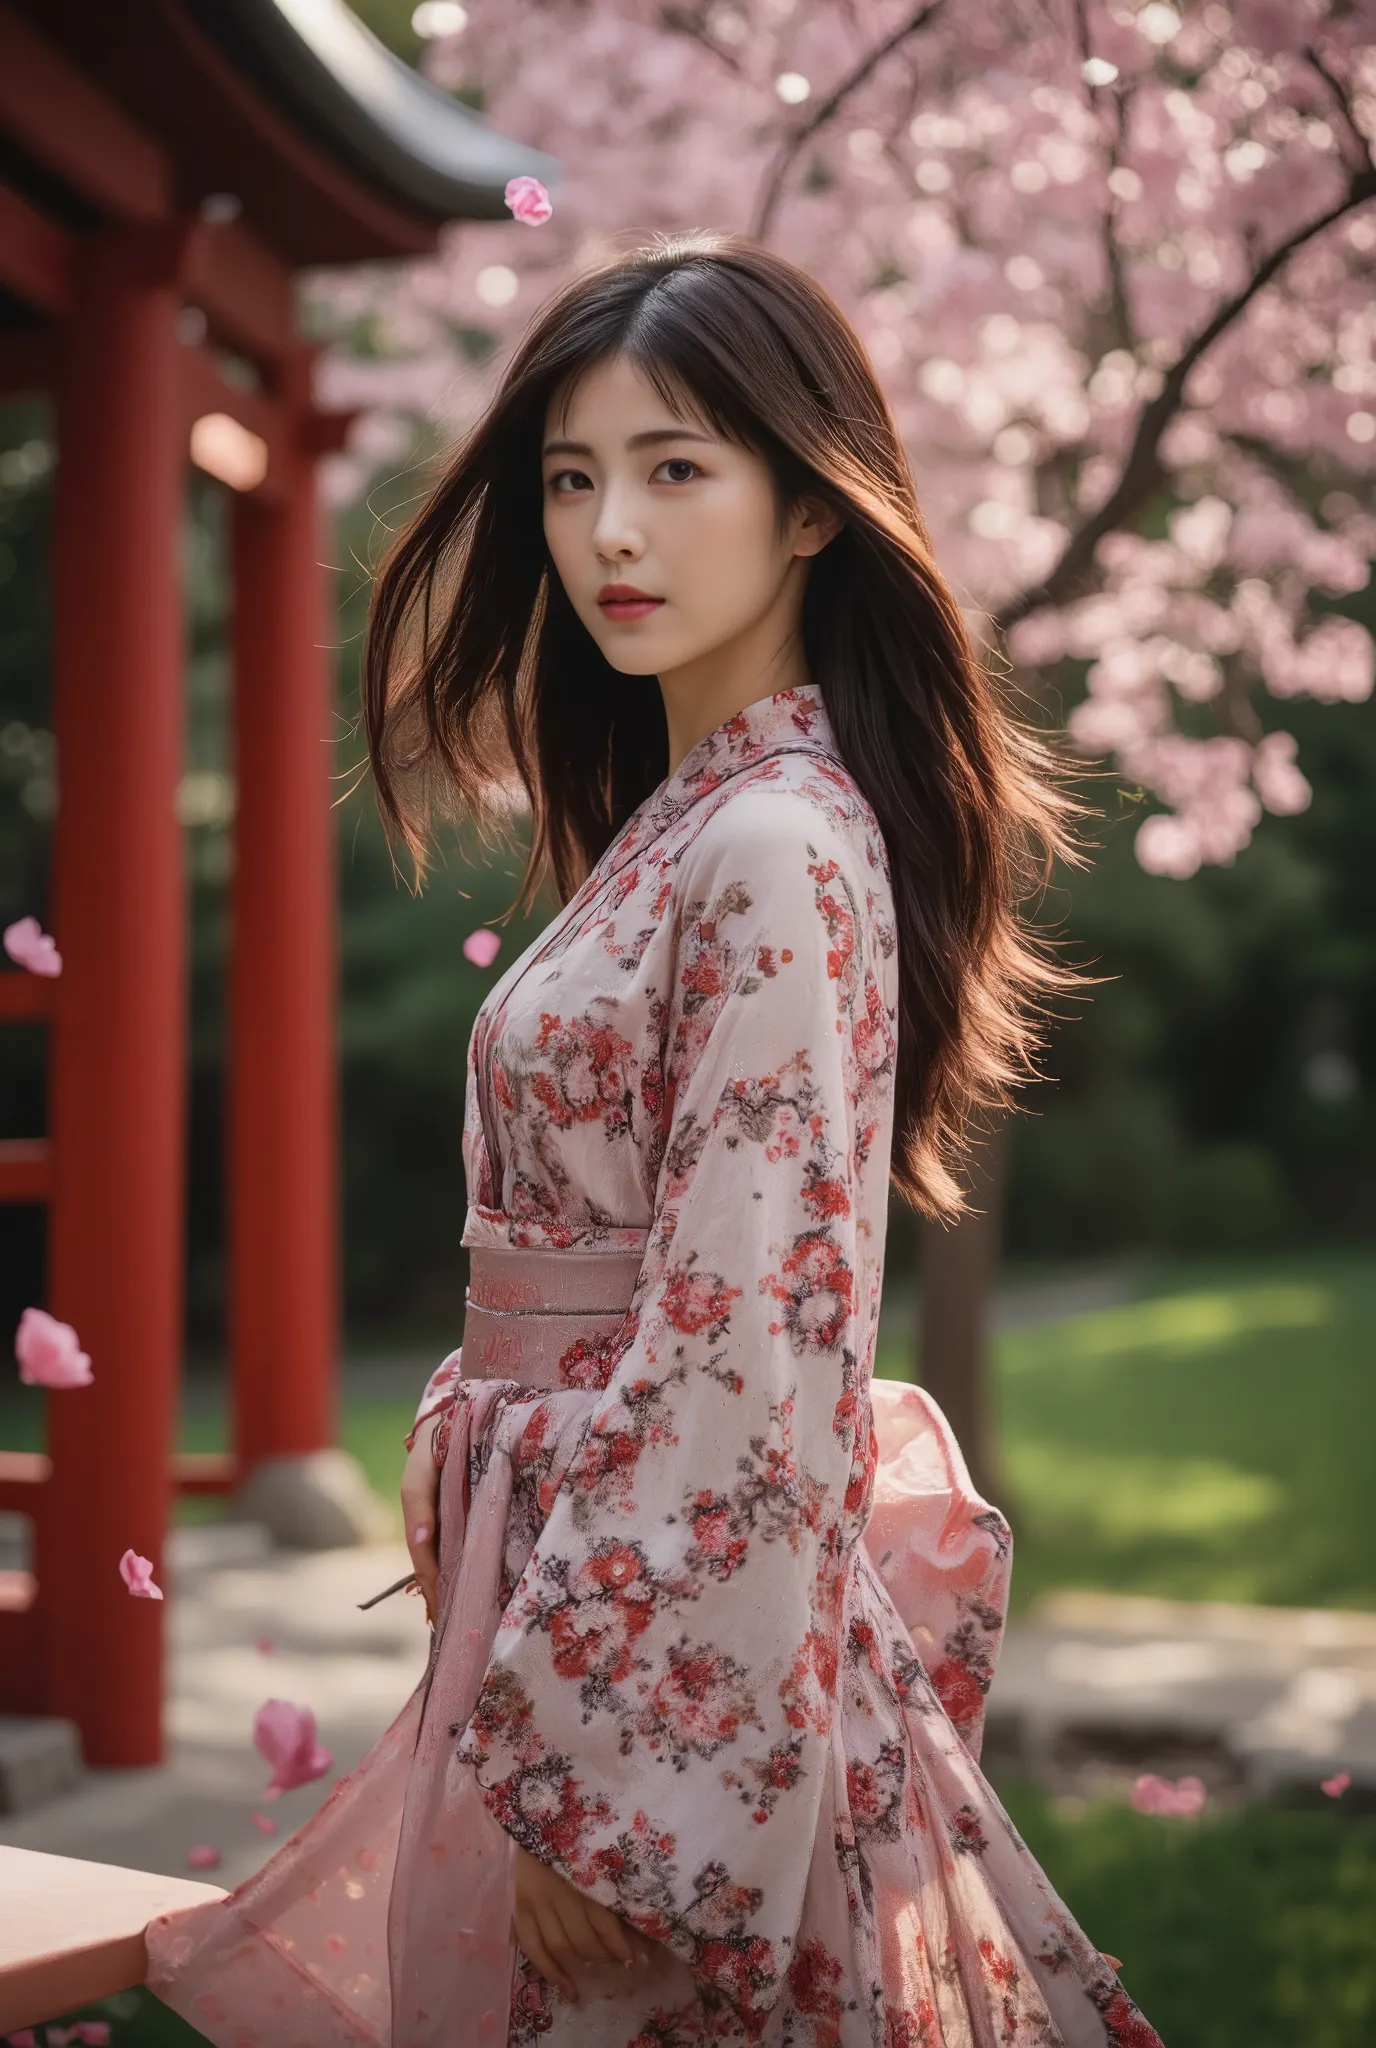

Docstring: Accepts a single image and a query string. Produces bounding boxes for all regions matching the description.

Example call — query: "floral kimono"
[146,682,1161,2048]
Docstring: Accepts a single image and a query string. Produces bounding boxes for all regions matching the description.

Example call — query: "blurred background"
[1,2,1374,2042]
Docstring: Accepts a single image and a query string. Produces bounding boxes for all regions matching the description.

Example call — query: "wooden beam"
[0,1846,226,2035]
[0,1451,49,1519]
[0,1140,52,1203]
[0,6,169,224]
[171,1450,238,1497]
[187,219,294,370]
[0,182,70,315]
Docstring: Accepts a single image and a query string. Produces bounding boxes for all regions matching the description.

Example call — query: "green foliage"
[995,1777,1376,2048]
[1010,688,1376,1258]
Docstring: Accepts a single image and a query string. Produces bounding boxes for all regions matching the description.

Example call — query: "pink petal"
[253,1697,334,1794]
[3,915,62,977]
[254,1634,277,1655]
[119,1547,164,1600]
[1321,1769,1351,1798]
[503,175,552,226]
[462,928,502,969]
[187,1843,221,1869]
[14,1306,93,1389]
[1129,1772,1206,1817]
[75,2026,111,2045]
[324,1932,347,1955]
[250,1810,279,1834]
[7,2031,37,2047]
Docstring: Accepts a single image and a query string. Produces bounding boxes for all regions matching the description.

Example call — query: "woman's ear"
[791,496,844,559]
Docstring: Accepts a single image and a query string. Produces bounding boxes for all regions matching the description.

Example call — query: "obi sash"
[443,1236,1012,1763]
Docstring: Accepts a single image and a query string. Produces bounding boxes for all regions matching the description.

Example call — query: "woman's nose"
[591,489,644,563]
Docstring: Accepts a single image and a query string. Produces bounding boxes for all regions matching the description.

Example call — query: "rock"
[235,1450,395,1550]
[0,1716,83,1816]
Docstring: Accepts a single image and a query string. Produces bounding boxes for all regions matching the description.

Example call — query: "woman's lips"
[599,597,664,621]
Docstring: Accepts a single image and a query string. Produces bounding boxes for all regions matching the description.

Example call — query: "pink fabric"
[146,686,1158,2047]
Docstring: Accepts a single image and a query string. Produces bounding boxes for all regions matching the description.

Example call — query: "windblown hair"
[363,230,1083,1220]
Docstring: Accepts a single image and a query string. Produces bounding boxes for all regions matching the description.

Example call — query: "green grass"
[995,1776,1376,2048]
[982,1252,1376,1612]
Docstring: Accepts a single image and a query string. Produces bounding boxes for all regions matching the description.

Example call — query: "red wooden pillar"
[44,230,187,1766]
[228,358,339,1474]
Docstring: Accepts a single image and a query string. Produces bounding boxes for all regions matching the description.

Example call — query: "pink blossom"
[1130,1772,1207,1817]
[186,1843,222,1869]
[1320,1769,1351,1798]
[305,0,1376,873]
[251,1810,279,1834]
[253,1698,334,1797]
[504,175,553,226]
[14,1306,92,1389]
[255,1634,277,1655]
[463,928,502,969]
[3,915,61,977]
[1252,731,1311,816]
[119,1548,164,1601]
[6,2030,37,2046]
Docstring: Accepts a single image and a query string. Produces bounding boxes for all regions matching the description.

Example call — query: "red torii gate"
[0,0,555,1767]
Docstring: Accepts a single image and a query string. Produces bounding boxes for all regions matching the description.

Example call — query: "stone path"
[0,1522,430,1887]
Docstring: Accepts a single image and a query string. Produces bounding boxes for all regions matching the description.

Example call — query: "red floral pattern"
[405,685,1162,2048]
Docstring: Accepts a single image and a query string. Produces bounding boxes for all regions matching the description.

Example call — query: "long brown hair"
[363,230,1082,1220]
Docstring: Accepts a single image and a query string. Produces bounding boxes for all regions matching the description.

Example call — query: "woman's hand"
[399,1411,443,1623]
[513,1843,655,2002]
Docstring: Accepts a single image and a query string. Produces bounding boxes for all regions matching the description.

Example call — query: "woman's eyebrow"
[541,427,717,458]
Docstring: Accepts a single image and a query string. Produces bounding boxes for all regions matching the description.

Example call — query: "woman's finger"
[517,1907,580,2002]
[583,1896,637,1966]
[549,1891,613,1968]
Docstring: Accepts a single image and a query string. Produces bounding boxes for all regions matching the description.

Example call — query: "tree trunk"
[916,1118,1012,1507]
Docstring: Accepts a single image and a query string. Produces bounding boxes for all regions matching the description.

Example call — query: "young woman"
[147,233,1162,2048]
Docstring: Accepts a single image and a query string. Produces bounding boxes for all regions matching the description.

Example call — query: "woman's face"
[541,352,832,678]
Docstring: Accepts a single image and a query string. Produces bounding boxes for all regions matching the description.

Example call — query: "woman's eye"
[656,458,700,483]
[548,468,591,494]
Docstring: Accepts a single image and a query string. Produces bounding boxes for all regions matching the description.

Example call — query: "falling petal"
[1130,1772,1206,1817]
[503,176,552,226]
[15,1306,93,1389]
[254,1634,277,1655]
[250,1810,279,1834]
[1321,1769,1351,1798]
[325,1933,347,1955]
[253,1697,334,1795]
[3,915,62,977]
[119,1548,164,1601]
[187,1843,222,1869]
[463,928,502,969]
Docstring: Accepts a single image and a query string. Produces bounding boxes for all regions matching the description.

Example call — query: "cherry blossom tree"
[329,0,1376,1496]
[328,0,1376,879]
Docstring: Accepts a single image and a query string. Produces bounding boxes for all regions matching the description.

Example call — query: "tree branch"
[997,162,1376,633]
[749,0,945,242]
[1304,46,1375,173]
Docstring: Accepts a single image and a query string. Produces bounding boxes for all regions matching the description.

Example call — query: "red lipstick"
[598,582,664,621]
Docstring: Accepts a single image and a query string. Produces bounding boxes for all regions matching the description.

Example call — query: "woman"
[147,232,1162,2047]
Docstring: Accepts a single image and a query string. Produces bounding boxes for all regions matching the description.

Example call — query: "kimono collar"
[605,682,839,876]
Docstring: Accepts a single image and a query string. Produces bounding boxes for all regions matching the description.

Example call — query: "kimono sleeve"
[454,787,896,2034]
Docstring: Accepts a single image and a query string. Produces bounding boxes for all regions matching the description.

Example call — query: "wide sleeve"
[454,788,897,2034]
